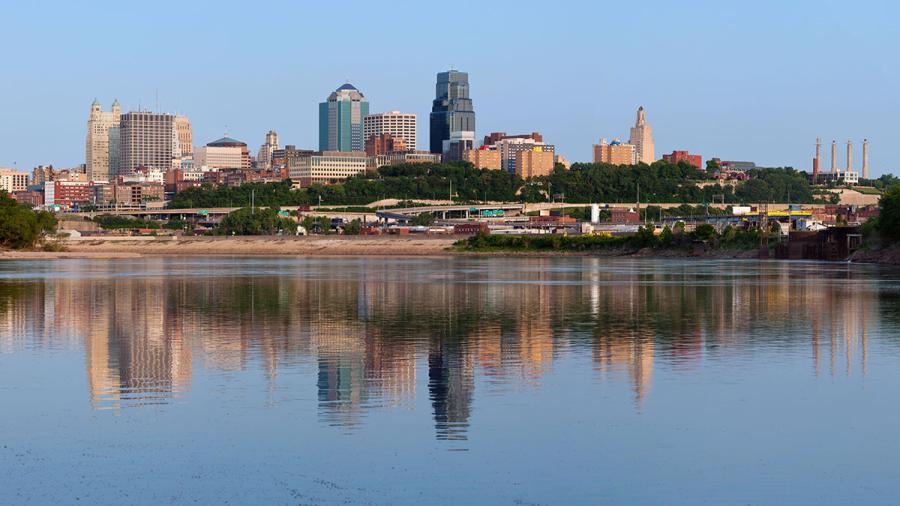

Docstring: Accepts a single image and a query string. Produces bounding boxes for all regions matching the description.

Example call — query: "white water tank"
[590,204,600,223]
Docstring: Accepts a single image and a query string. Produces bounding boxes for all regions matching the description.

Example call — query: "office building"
[364,111,416,151]
[289,151,368,187]
[662,150,702,169]
[429,70,475,160]
[174,116,193,160]
[483,131,542,146]
[319,83,369,152]
[593,139,636,165]
[204,136,251,169]
[256,130,279,170]
[463,147,502,170]
[85,99,121,182]
[119,112,184,174]
[0,168,29,193]
[515,147,555,178]
[628,106,655,164]
[365,134,407,156]
[491,137,555,174]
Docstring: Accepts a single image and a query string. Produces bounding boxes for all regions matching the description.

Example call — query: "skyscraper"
[363,111,416,151]
[628,106,655,164]
[119,112,188,174]
[257,130,279,170]
[319,83,369,152]
[85,99,121,182]
[429,70,475,160]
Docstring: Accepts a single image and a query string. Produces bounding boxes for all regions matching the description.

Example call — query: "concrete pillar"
[846,140,853,172]
[831,140,838,174]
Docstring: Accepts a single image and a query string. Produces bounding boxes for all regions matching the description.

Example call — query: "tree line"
[167,160,831,210]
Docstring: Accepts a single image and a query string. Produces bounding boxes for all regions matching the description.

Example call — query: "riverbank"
[55,235,460,257]
[851,245,900,265]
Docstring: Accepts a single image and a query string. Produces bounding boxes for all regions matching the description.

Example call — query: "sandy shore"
[49,235,461,258]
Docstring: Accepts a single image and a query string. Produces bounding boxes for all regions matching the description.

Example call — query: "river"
[1,257,899,505]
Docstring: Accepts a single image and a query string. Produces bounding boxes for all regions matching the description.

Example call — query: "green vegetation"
[218,207,297,236]
[458,225,762,254]
[300,216,333,235]
[875,186,900,242]
[0,192,57,249]
[167,161,828,210]
[410,213,436,226]
[92,214,161,229]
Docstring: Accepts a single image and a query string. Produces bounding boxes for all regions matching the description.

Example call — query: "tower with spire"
[628,106,655,164]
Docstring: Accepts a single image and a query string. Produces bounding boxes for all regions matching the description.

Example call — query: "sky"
[1,0,898,176]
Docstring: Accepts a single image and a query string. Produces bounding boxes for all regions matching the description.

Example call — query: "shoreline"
[0,235,755,261]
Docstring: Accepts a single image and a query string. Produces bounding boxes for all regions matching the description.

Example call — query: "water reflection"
[0,258,893,440]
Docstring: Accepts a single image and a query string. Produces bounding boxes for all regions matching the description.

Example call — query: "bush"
[878,187,900,241]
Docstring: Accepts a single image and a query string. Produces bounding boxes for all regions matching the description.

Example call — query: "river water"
[2,257,900,505]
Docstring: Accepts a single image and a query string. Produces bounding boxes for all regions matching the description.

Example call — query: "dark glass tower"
[429,70,475,157]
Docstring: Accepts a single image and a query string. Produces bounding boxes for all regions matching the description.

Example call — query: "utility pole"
[251,189,255,214]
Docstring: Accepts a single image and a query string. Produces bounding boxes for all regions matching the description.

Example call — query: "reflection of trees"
[0,259,886,436]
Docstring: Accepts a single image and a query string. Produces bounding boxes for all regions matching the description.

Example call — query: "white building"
[363,111,417,150]
[194,146,244,170]
[256,130,279,170]
[0,168,29,193]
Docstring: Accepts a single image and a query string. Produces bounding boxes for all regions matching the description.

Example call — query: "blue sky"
[1,0,897,175]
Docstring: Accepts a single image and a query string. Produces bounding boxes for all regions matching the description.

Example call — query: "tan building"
[0,168,29,194]
[174,116,193,159]
[290,151,368,187]
[463,148,502,170]
[85,99,122,182]
[194,146,244,169]
[363,111,416,150]
[112,182,165,206]
[256,130,279,170]
[628,106,655,164]
[593,139,636,165]
[515,147,555,178]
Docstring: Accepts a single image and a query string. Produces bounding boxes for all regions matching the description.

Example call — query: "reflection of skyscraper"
[428,342,475,440]
[430,70,475,160]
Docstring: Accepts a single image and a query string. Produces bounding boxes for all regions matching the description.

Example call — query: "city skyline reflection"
[0,257,891,440]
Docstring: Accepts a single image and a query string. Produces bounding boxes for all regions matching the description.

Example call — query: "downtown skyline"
[1,0,897,174]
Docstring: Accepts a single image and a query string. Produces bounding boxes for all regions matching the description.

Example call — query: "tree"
[218,207,297,236]
[0,192,57,249]
[411,213,435,226]
[878,186,900,241]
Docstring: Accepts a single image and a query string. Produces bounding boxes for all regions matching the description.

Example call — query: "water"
[2,257,900,505]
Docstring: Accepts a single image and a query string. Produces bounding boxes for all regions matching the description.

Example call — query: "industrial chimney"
[813,138,821,181]
[831,140,838,174]
[846,140,853,173]
[862,139,870,179]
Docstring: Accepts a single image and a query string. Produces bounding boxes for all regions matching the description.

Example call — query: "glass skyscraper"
[429,70,475,159]
[319,83,369,152]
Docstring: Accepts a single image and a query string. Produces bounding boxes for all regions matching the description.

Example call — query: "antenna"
[155,88,159,112]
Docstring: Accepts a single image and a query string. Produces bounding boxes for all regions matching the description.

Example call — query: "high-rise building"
[319,84,369,152]
[0,168,29,194]
[173,116,193,159]
[515,147,555,178]
[256,130,279,170]
[429,70,475,160]
[490,137,555,174]
[593,139,636,165]
[463,147,502,170]
[85,99,122,182]
[119,112,189,174]
[628,106,655,164]
[364,111,416,151]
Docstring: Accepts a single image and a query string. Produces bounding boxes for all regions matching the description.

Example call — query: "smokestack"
[813,138,821,180]
[846,140,853,173]
[831,140,838,174]
[863,139,870,179]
